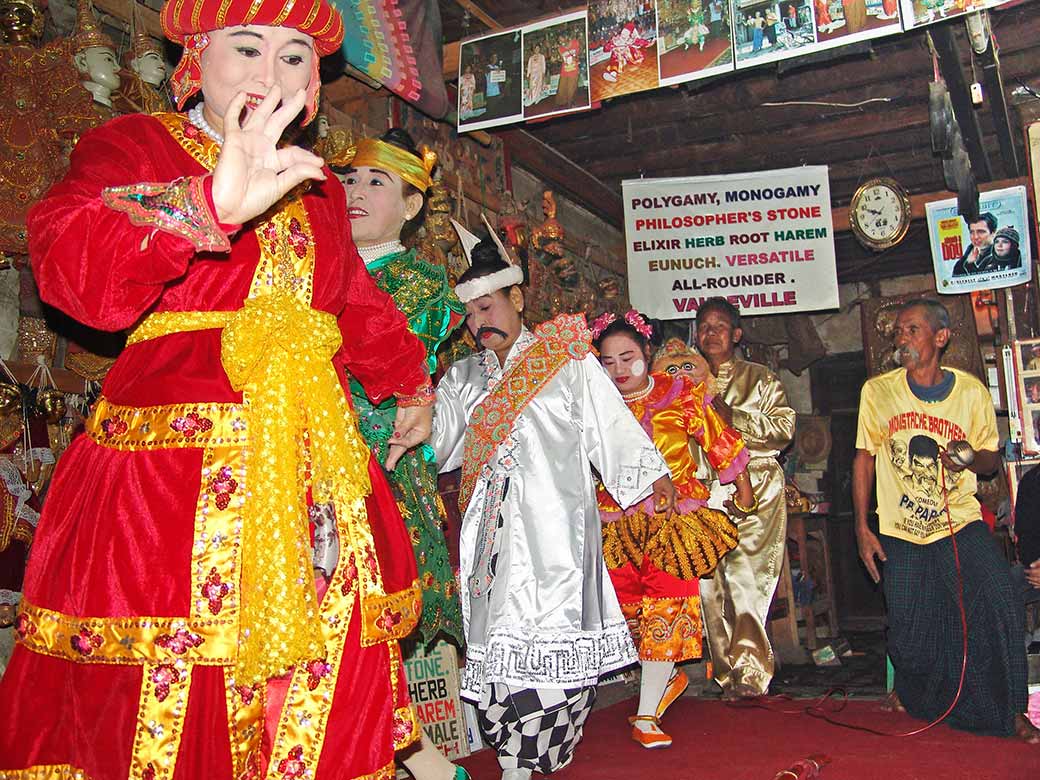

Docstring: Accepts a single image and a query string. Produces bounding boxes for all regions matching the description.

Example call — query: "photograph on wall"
[522,11,592,120]
[812,0,902,51]
[733,0,817,68]
[899,0,1013,29]
[458,29,524,133]
[589,0,660,101]
[1007,458,1040,510]
[657,0,734,87]
[926,185,1032,295]
[1012,338,1040,456]
[1027,121,1040,265]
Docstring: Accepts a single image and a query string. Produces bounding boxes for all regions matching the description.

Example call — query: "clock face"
[851,179,909,250]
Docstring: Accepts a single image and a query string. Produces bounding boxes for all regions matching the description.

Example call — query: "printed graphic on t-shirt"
[880,408,969,539]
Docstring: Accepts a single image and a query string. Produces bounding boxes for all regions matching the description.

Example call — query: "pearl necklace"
[357,240,406,265]
[188,103,223,145]
[622,375,654,403]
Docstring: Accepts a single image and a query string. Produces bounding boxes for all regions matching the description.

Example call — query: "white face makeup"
[199,25,315,135]
[599,332,651,395]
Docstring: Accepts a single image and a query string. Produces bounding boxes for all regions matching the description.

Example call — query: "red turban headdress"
[161,0,345,124]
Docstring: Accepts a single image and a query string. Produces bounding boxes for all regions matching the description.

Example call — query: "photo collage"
[457,0,1017,132]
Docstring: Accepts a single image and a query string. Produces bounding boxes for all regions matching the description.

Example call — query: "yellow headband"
[339,138,437,193]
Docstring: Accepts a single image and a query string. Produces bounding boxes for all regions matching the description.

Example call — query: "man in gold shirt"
[694,297,795,697]
[854,299,1035,740]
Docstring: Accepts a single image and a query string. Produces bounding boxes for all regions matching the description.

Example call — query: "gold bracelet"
[731,494,759,514]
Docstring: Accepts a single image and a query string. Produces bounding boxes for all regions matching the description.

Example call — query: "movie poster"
[522,11,592,120]
[657,0,734,86]
[458,28,524,133]
[589,0,661,101]
[926,186,1032,295]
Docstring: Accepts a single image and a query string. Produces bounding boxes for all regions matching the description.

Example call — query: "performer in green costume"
[337,128,469,780]
[337,128,465,646]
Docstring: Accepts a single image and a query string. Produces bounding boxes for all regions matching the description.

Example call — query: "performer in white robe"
[430,236,673,779]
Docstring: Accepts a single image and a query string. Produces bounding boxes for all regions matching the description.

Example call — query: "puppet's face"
[132,50,167,86]
[652,345,711,385]
[77,45,121,89]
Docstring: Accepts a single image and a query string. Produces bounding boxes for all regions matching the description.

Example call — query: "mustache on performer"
[894,346,920,366]
[476,326,508,342]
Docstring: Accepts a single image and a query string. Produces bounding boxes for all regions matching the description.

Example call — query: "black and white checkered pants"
[477,683,597,773]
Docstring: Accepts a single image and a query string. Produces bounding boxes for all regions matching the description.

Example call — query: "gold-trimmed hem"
[86,397,247,451]
[359,581,421,647]
[15,601,236,665]
[352,760,397,780]
[391,704,421,752]
[0,766,91,780]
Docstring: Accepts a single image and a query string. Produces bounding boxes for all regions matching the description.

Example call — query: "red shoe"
[656,668,689,720]
[630,716,673,749]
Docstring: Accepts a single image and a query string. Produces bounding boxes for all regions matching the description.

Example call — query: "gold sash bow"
[128,292,373,684]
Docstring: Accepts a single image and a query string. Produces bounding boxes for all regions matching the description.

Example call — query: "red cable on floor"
[731,456,969,738]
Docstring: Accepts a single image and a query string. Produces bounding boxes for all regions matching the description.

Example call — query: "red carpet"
[457,697,1035,779]
[658,37,732,81]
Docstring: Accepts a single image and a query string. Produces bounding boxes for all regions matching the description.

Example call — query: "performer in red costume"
[0,1,435,777]
[602,22,649,83]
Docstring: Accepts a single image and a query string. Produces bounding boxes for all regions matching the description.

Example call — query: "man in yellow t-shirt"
[853,299,1035,741]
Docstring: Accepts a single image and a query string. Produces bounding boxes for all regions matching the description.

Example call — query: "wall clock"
[849,177,912,252]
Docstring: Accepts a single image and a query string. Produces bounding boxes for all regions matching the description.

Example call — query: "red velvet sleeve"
[27,116,205,331]
[331,189,429,404]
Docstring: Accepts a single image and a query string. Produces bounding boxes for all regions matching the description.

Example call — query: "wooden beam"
[498,128,625,229]
[453,0,500,31]
[931,24,993,181]
[92,0,163,40]
[977,32,1022,178]
[444,40,460,79]
[830,175,1027,233]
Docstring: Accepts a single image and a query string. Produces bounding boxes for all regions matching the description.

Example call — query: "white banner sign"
[623,167,839,319]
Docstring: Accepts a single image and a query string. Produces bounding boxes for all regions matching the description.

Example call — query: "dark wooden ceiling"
[436,2,1040,283]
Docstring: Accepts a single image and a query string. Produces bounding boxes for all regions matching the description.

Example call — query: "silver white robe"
[431,328,669,700]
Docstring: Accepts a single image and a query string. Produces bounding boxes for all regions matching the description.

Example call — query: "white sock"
[502,769,532,780]
[400,732,457,780]
[634,660,673,732]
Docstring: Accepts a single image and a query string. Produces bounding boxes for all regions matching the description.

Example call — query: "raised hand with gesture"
[210,86,327,226]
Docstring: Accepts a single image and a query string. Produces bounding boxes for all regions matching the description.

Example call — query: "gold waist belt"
[128,294,373,684]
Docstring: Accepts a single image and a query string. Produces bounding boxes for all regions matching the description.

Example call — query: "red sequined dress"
[0,112,429,780]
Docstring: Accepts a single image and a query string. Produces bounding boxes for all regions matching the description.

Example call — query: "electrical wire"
[728,456,969,737]
[760,98,893,108]
[1013,77,1040,101]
